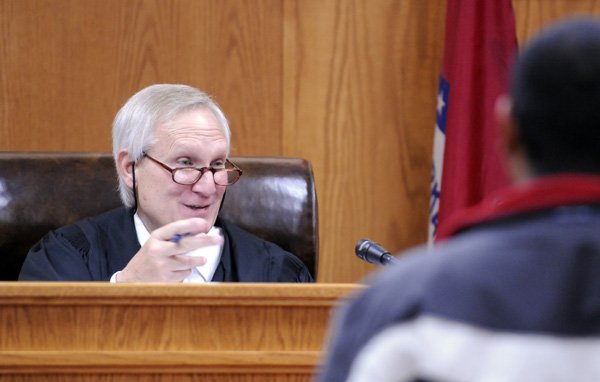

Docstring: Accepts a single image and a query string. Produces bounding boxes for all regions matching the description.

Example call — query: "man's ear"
[495,94,531,182]
[115,149,135,189]
[495,94,520,157]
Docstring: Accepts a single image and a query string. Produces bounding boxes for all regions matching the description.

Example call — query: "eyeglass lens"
[173,168,239,185]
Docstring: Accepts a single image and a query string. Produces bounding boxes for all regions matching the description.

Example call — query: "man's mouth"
[184,204,209,210]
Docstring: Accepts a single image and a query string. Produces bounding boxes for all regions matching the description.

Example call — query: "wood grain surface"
[0,283,360,381]
[283,0,445,282]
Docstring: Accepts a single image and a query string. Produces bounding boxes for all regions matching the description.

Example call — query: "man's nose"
[190,171,217,194]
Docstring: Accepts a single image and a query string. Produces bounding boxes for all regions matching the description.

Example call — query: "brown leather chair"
[0,152,318,280]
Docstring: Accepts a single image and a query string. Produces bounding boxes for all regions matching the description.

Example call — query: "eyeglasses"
[143,154,242,186]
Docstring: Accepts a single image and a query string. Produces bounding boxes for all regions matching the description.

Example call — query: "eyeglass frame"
[142,153,243,186]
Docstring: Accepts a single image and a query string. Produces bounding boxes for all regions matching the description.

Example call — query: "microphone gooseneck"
[355,239,397,266]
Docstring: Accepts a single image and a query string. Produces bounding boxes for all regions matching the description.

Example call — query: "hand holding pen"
[116,218,223,283]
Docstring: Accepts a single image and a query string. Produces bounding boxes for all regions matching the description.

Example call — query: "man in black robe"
[19,84,312,283]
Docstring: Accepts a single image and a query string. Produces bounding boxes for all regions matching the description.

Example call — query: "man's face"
[135,108,228,233]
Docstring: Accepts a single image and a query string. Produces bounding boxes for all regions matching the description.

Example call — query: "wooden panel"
[0,283,361,381]
[1,351,316,381]
[0,0,282,155]
[0,376,310,382]
[283,0,446,282]
[513,0,600,44]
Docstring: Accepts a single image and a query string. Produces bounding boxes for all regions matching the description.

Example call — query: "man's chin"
[181,212,217,231]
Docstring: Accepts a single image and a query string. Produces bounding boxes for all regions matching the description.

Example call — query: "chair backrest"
[0,152,318,280]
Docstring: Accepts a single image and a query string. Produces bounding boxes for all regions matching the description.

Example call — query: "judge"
[19,84,313,283]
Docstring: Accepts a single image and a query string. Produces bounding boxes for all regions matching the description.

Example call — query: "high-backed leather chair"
[0,152,318,280]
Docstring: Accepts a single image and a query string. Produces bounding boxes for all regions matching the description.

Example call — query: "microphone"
[355,239,397,266]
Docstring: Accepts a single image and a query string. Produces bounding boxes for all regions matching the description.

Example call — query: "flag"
[429,0,518,243]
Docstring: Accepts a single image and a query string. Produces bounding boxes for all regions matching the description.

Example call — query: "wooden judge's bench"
[0,283,361,381]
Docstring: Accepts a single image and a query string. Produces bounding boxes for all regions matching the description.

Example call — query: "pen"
[170,232,193,243]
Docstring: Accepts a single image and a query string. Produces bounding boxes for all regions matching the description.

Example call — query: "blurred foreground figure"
[317,18,600,382]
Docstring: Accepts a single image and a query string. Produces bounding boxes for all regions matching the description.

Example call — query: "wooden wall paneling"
[196,0,284,157]
[283,0,446,282]
[0,0,118,151]
[0,0,283,155]
[513,0,600,44]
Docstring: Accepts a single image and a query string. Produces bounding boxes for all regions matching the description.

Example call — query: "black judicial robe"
[19,207,313,282]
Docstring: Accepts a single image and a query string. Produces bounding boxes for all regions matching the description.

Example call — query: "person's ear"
[116,149,135,189]
[495,94,520,156]
[495,94,531,181]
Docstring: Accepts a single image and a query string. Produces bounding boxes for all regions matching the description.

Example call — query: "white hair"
[112,84,231,208]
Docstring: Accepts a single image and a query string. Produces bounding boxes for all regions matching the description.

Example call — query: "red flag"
[431,0,518,241]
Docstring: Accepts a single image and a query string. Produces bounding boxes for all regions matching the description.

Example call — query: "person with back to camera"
[316,17,600,382]
[19,84,313,283]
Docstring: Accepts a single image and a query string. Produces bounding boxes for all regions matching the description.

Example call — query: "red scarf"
[436,174,600,241]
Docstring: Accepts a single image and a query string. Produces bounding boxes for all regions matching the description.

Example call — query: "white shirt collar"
[133,213,223,282]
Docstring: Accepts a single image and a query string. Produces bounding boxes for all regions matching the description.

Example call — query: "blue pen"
[170,232,193,243]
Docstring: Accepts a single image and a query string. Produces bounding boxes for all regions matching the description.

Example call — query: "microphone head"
[355,239,370,262]
[355,238,368,255]
[355,239,390,264]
